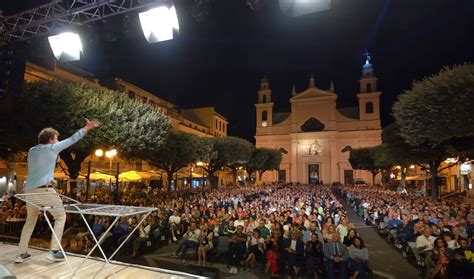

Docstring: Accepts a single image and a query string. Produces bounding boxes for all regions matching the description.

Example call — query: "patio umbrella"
[87,172,115,181]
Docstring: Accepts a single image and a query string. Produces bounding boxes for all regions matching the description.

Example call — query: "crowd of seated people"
[13,183,457,278]
[336,185,474,279]
[72,184,374,278]
[0,183,375,278]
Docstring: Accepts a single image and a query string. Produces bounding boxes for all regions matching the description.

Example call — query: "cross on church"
[364,50,372,64]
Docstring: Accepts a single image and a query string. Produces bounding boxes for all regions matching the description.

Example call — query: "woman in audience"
[197,223,214,266]
[348,236,369,279]
[337,218,349,243]
[244,228,264,271]
[344,228,358,247]
[323,224,337,242]
[265,238,280,276]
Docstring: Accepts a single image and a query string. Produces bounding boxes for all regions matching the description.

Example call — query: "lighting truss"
[0,0,168,45]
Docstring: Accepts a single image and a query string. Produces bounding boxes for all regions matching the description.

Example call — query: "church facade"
[255,60,382,185]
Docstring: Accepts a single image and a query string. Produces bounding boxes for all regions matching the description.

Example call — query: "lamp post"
[85,149,105,199]
[105,149,117,175]
[197,161,204,187]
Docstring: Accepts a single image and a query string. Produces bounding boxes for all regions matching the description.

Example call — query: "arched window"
[366,83,372,93]
[366,102,374,114]
[262,94,267,103]
[262,110,268,121]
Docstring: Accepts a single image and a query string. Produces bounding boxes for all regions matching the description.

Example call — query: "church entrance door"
[308,164,320,184]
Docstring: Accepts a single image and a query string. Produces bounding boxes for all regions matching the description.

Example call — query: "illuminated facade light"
[139,5,180,43]
[48,32,83,62]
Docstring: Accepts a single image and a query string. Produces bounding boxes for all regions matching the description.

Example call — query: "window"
[366,83,372,93]
[262,110,268,121]
[215,119,218,128]
[366,102,374,114]
[262,94,267,103]
[219,121,222,131]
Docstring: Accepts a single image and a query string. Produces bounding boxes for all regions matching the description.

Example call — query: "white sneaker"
[172,236,178,242]
[15,253,31,263]
[47,251,65,262]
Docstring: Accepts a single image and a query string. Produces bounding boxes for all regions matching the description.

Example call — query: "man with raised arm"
[15,119,100,263]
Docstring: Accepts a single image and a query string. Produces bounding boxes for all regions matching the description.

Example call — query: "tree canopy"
[349,146,384,186]
[392,64,474,197]
[393,63,474,155]
[198,136,254,187]
[246,147,282,180]
[10,80,171,178]
[145,130,200,192]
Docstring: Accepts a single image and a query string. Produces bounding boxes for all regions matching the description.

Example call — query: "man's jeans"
[176,240,199,259]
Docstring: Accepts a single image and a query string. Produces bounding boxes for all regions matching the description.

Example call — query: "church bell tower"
[255,76,273,128]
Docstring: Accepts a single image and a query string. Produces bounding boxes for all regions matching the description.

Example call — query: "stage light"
[48,32,83,62]
[279,0,331,17]
[139,5,180,43]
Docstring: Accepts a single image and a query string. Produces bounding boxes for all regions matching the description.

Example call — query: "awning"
[87,172,116,181]
[54,172,69,179]
[118,170,162,182]
[396,175,428,181]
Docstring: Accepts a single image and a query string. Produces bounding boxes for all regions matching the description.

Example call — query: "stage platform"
[0,243,202,279]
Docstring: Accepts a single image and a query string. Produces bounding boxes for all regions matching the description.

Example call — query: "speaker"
[184,264,219,279]
[0,265,16,279]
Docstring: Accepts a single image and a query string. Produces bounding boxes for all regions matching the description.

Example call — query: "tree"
[392,64,474,197]
[10,80,170,188]
[349,146,382,186]
[382,124,421,188]
[393,63,474,152]
[145,130,200,193]
[198,136,254,188]
[371,144,394,186]
[246,148,282,180]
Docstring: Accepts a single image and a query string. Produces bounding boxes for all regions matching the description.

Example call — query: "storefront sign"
[460,162,471,175]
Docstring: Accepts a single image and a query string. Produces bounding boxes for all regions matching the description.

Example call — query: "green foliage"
[393,63,474,153]
[391,64,474,197]
[198,136,254,187]
[246,147,282,179]
[11,80,171,177]
[349,146,386,185]
[145,130,200,192]
[349,147,378,172]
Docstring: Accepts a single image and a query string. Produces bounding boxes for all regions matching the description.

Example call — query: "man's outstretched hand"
[84,118,101,132]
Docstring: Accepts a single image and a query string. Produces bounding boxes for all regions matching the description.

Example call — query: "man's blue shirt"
[25,129,86,190]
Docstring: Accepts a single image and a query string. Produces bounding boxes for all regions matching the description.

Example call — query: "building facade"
[1,60,229,191]
[255,60,382,185]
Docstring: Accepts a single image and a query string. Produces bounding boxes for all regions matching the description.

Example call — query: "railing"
[441,190,466,200]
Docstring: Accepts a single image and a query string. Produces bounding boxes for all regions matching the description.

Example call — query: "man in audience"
[324,233,349,279]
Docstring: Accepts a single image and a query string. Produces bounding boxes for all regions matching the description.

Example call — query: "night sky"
[2,0,474,142]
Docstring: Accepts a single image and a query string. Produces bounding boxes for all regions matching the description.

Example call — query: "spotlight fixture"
[47,32,83,62]
[279,0,331,17]
[139,4,180,43]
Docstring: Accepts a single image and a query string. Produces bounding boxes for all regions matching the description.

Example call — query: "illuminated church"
[255,57,382,185]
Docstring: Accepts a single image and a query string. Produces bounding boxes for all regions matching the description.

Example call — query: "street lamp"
[85,148,109,199]
[196,161,205,187]
[105,149,118,174]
